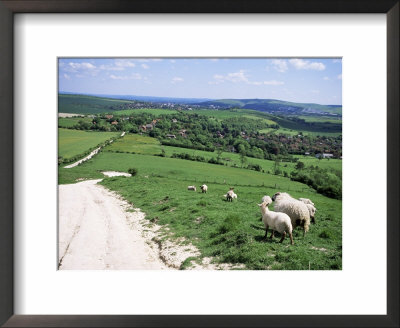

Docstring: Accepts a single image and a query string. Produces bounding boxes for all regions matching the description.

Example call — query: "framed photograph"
[1,1,398,327]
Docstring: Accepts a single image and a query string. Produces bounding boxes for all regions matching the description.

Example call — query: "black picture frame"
[0,1,398,327]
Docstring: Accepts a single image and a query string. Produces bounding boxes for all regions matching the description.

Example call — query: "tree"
[295,161,305,170]
[273,159,282,175]
[240,150,247,168]
[216,147,223,162]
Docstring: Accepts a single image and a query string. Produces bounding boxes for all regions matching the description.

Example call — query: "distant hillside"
[58,94,143,114]
[60,92,213,104]
[195,99,342,116]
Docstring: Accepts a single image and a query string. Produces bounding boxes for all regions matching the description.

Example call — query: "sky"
[59,58,342,105]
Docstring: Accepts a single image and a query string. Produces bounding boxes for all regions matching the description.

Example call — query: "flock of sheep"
[188,184,317,245]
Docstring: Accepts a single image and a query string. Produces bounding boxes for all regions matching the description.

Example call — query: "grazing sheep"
[200,184,208,193]
[298,198,316,223]
[261,195,270,203]
[305,203,317,223]
[187,186,197,191]
[258,196,294,245]
[272,192,311,236]
[299,198,315,206]
[225,190,237,202]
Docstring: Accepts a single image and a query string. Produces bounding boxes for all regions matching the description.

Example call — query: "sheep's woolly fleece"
[273,192,310,233]
[258,201,293,235]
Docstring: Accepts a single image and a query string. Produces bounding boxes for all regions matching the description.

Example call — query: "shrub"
[128,168,138,176]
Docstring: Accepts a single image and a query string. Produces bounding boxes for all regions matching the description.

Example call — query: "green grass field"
[104,134,341,175]
[106,134,161,155]
[58,128,120,160]
[58,150,341,270]
[58,117,92,128]
[59,94,138,114]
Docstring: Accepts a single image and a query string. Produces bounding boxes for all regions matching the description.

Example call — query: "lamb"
[225,189,237,202]
[272,192,311,236]
[200,184,208,193]
[187,186,197,191]
[258,196,294,245]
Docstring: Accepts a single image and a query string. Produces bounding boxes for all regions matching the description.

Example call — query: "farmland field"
[58,117,92,128]
[58,149,342,270]
[59,94,137,114]
[58,128,120,161]
[104,133,341,175]
[106,134,161,155]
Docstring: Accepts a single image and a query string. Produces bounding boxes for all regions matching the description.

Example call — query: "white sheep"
[187,185,197,191]
[272,192,311,236]
[298,198,317,223]
[258,196,294,245]
[305,204,316,223]
[225,189,237,202]
[200,184,208,193]
[299,198,315,206]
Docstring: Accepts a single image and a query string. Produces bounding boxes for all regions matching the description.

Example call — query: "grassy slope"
[58,117,92,128]
[58,94,137,114]
[58,128,120,160]
[58,150,341,270]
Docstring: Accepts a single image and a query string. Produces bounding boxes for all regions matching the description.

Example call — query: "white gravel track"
[58,179,168,270]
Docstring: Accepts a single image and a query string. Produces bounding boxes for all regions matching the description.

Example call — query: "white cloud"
[109,73,142,80]
[311,89,320,93]
[271,59,288,73]
[141,64,149,69]
[332,59,341,63]
[289,59,326,70]
[323,76,330,81]
[209,59,219,62]
[171,77,184,84]
[63,74,70,80]
[170,59,176,63]
[225,70,248,83]
[210,70,284,86]
[98,64,124,71]
[114,59,136,68]
[263,80,284,85]
[337,74,342,80]
[67,62,96,72]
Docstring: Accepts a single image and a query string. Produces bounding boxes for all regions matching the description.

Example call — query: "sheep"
[299,198,315,206]
[272,192,311,236]
[187,186,197,191]
[258,196,294,245]
[225,189,237,202]
[298,198,317,223]
[200,184,208,193]
[305,204,317,223]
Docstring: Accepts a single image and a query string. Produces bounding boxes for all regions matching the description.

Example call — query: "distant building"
[166,134,176,138]
[145,124,154,130]
[304,152,310,155]
[105,114,113,119]
[172,119,178,123]
[316,153,334,159]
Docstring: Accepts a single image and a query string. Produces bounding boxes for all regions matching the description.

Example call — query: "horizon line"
[58,91,342,107]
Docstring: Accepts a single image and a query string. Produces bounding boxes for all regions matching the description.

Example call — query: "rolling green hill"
[58,94,139,114]
[197,98,342,116]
